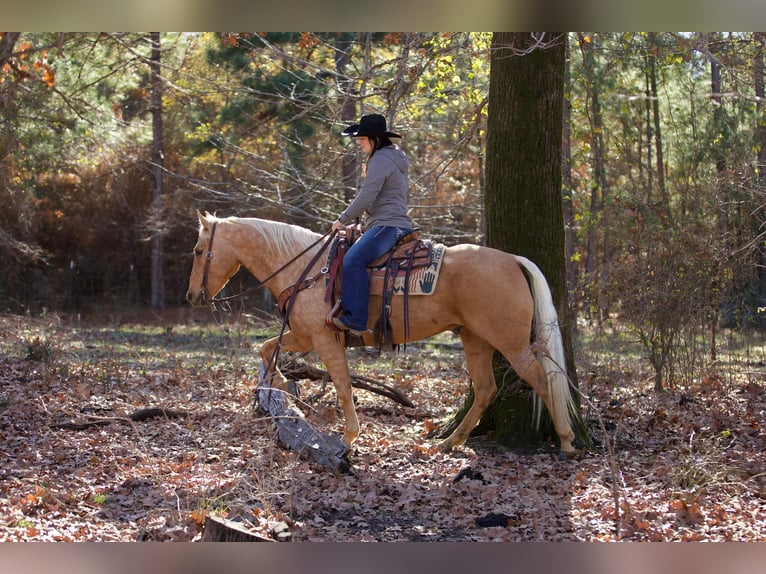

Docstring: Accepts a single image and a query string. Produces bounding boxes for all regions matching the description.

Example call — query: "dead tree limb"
[129,407,188,421]
[279,355,414,407]
[49,406,188,430]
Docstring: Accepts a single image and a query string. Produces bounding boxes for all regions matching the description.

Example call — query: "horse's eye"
[195,249,203,257]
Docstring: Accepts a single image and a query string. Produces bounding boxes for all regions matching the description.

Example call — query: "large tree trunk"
[443,33,583,450]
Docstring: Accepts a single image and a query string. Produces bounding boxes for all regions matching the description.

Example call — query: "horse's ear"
[197,209,209,230]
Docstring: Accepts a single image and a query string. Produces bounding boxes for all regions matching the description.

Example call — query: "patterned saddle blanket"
[369,238,445,296]
[321,229,447,349]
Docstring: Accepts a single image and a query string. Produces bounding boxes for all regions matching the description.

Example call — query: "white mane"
[205,214,321,257]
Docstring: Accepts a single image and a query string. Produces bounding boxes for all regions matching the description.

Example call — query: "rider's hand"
[331,219,343,233]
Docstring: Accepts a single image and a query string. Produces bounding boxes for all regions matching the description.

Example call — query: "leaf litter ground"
[0,311,764,541]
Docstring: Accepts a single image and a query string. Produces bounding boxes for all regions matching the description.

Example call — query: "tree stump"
[200,514,273,542]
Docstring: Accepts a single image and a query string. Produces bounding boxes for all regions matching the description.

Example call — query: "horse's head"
[186,210,241,306]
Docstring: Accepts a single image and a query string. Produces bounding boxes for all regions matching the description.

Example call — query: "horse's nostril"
[187,290,203,306]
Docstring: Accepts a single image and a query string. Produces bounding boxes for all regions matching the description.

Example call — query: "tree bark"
[644,51,654,203]
[0,32,21,69]
[579,34,610,322]
[649,33,667,206]
[201,515,275,542]
[709,33,726,361]
[256,364,350,473]
[562,37,577,318]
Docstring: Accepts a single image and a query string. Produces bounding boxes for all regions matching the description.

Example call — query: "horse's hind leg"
[438,329,497,451]
[442,329,576,454]
[502,345,575,454]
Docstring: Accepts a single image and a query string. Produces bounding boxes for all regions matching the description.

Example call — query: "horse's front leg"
[313,337,359,447]
[258,332,308,393]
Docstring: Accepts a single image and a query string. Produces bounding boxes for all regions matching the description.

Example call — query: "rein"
[253,227,338,405]
[200,222,336,306]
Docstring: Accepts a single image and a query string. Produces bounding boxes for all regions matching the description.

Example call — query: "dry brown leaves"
[0,312,764,542]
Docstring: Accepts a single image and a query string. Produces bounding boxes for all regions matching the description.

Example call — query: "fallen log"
[256,363,350,473]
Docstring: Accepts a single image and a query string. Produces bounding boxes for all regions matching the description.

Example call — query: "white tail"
[514,256,577,429]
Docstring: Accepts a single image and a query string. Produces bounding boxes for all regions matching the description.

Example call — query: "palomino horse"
[186,210,577,455]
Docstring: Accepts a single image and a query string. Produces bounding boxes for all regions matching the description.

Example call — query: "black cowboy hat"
[341,113,401,138]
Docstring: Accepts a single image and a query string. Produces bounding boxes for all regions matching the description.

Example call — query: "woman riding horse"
[330,113,414,336]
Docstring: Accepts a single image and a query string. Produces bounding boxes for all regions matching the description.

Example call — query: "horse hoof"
[558,449,582,461]
[437,440,455,453]
[342,432,359,447]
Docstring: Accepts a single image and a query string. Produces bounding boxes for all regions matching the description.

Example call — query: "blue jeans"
[340,225,411,331]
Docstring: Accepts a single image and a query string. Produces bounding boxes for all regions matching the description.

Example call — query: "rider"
[331,113,414,336]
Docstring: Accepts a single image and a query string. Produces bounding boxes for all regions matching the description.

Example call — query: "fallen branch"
[49,407,188,430]
[49,419,111,431]
[280,355,414,408]
[129,407,188,421]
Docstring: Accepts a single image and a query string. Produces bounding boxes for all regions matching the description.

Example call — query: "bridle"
[198,222,218,306]
[197,220,337,307]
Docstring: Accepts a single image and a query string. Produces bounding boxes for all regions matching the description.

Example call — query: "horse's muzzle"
[186,289,207,307]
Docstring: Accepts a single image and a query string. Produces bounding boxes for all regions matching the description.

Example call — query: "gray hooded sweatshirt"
[339,144,414,230]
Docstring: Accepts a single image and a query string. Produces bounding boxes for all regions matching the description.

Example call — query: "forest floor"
[0,309,764,542]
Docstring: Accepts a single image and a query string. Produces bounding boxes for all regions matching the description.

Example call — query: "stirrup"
[325,299,343,330]
[330,315,368,337]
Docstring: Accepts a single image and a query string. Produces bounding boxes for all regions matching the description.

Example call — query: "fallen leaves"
[0,312,764,541]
